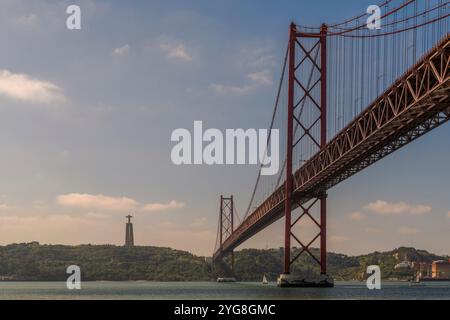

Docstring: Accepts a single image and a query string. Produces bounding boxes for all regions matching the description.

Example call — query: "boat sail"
[262,274,268,285]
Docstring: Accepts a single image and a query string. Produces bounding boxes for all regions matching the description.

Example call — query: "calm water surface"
[0,281,449,300]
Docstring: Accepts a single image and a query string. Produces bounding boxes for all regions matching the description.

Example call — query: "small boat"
[262,274,268,285]
[409,273,423,287]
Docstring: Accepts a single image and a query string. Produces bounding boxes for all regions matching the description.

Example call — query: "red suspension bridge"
[213,0,450,286]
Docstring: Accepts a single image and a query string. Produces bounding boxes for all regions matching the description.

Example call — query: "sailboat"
[262,274,268,285]
[409,270,423,287]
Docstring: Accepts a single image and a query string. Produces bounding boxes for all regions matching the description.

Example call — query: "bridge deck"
[213,34,450,261]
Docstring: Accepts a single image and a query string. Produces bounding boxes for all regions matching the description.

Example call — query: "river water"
[0,281,449,300]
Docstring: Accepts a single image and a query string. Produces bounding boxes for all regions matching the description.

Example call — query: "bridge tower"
[217,195,235,276]
[280,22,332,286]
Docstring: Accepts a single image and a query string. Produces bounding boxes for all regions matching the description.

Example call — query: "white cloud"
[239,46,276,68]
[210,83,253,95]
[211,69,273,95]
[113,44,130,56]
[159,38,192,62]
[398,226,421,235]
[0,203,11,210]
[57,193,185,214]
[140,200,185,213]
[246,69,273,86]
[365,200,431,215]
[211,45,275,96]
[0,69,67,105]
[57,193,138,211]
[347,211,366,221]
[15,13,38,26]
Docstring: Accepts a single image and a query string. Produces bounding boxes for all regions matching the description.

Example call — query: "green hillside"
[0,242,446,281]
[0,242,211,281]
[234,247,446,281]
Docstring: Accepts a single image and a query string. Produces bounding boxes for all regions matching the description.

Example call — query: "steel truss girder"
[294,35,450,196]
[213,34,450,263]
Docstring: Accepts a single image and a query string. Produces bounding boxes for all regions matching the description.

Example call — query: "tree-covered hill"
[234,247,447,281]
[0,242,211,281]
[0,242,446,281]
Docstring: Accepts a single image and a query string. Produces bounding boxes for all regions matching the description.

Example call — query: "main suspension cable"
[244,42,289,219]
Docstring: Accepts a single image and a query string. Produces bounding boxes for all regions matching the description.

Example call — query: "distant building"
[125,215,134,246]
[431,260,450,279]
[394,261,414,269]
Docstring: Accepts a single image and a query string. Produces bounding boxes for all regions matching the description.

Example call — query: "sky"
[0,0,448,257]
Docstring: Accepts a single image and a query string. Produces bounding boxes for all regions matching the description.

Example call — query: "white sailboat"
[262,274,268,285]
[409,270,423,286]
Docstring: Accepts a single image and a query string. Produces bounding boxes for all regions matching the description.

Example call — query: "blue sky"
[0,0,448,256]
